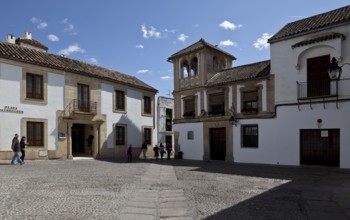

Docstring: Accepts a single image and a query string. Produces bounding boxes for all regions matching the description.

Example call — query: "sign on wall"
[0,106,23,114]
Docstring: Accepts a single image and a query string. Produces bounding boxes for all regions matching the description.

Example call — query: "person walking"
[141,141,147,159]
[20,136,28,163]
[11,134,23,165]
[166,143,172,160]
[126,144,133,162]
[159,143,165,160]
[153,144,159,160]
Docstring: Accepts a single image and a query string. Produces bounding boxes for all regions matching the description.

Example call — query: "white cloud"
[253,33,272,51]
[219,21,242,30]
[62,18,77,35]
[30,17,48,30]
[86,58,98,64]
[137,69,150,74]
[160,76,173,80]
[178,33,188,42]
[58,44,86,56]
[47,34,59,42]
[164,29,176,33]
[219,40,237,47]
[141,25,161,39]
[37,22,48,29]
[30,17,39,23]
[135,44,144,49]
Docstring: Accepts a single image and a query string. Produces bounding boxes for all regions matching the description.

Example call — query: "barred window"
[27,122,44,146]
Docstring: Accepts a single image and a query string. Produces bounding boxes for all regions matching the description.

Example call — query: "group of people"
[125,142,172,162]
[11,133,28,165]
[153,142,172,160]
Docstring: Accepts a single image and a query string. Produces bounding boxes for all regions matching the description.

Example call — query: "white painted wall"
[101,83,156,150]
[234,102,350,169]
[271,25,350,104]
[0,63,64,151]
[174,122,203,160]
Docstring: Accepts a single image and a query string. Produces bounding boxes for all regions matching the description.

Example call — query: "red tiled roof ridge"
[0,41,157,92]
[269,5,350,43]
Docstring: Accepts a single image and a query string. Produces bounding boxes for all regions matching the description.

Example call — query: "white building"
[157,96,174,155]
[0,32,158,160]
[170,5,350,168]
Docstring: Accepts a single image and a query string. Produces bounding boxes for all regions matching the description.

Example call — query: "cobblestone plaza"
[1,159,349,219]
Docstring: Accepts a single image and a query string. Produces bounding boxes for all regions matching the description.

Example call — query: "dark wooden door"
[307,55,330,97]
[210,128,226,160]
[300,129,339,167]
[72,124,85,155]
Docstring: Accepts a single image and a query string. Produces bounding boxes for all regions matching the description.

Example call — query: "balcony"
[63,99,97,117]
[297,80,338,100]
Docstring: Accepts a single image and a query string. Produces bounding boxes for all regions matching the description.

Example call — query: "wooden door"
[210,128,226,160]
[300,129,340,167]
[307,55,330,97]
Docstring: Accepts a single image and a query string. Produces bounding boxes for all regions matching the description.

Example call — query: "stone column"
[67,122,73,160]
[93,124,99,158]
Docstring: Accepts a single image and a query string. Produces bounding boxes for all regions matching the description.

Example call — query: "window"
[242,125,258,148]
[208,93,225,115]
[26,73,43,99]
[27,122,44,146]
[143,96,151,114]
[187,131,194,140]
[190,57,198,76]
[180,61,189,78]
[115,126,125,145]
[77,84,90,112]
[144,128,152,145]
[115,90,125,111]
[242,90,258,113]
[183,97,195,117]
[165,108,172,131]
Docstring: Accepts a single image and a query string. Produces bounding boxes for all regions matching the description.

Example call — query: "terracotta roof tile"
[15,38,48,51]
[205,60,270,87]
[168,38,236,61]
[269,5,350,43]
[0,41,157,92]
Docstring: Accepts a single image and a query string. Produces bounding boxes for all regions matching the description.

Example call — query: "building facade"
[157,96,174,156]
[0,32,158,160]
[170,5,350,169]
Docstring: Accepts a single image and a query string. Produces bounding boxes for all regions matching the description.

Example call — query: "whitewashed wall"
[174,122,203,160]
[271,25,350,104]
[101,83,156,150]
[0,63,64,151]
[234,102,350,169]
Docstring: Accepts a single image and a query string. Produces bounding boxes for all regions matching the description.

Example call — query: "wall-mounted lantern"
[328,57,350,80]
[229,116,239,126]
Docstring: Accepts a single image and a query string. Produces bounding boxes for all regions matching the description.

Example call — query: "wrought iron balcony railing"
[63,99,97,117]
[297,80,338,100]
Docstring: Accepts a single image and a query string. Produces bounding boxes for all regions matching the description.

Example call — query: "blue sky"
[1,0,349,97]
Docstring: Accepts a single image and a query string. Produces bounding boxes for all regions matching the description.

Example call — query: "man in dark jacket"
[11,134,23,165]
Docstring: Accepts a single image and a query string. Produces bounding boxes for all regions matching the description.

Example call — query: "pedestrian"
[141,141,147,159]
[159,143,165,160]
[126,144,133,162]
[166,143,172,160]
[20,136,28,163]
[153,144,159,160]
[11,134,23,165]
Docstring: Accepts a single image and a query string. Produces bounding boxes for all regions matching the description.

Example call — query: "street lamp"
[229,116,239,126]
[328,57,350,80]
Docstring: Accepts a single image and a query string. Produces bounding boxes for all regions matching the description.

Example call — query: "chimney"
[7,34,16,44]
[24,31,32,40]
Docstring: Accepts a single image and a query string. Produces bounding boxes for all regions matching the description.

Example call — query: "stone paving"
[0,158,349,220]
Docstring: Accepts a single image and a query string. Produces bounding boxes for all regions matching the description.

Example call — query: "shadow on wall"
[100,114,143,160]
